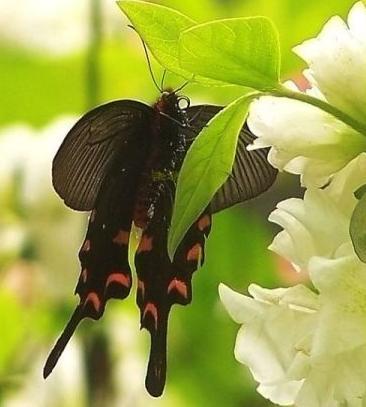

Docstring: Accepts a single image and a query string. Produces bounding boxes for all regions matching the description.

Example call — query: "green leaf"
[354,184,366,200]
[117,1,225,86]
[117,0,196,79]
[179,17,281,90]
[350,191,366,263]
[168,94,253,260]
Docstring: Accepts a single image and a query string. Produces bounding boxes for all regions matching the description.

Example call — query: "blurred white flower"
[0,0,125,55]
[6,339,87,407]
[248,1,366,187]
[0,118,84,282]
[0,117,76,207]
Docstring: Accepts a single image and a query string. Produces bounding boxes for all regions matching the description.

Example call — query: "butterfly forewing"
[52,100,153,211]
[184,105,277,213]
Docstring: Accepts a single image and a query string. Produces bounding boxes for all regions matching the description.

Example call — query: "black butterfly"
[43,90,277,397]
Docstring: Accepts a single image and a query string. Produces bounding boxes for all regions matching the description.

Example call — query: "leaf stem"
[261,85,366,136]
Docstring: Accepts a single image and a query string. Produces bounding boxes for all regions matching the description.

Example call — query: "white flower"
[247,1,366,187]
[294,1,366,126]
[269,153,366,271]
[219,139,366,406]
[219,283,318,406]
[220,253,366,406]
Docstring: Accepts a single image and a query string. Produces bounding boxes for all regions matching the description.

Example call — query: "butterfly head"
[156,90,190,127]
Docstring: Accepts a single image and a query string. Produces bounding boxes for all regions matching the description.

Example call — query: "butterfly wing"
[44,164,140,378]
[44,101,152,377]
[134,180,211,397]
[52,100,153,211]
[132,103,275,397]
[184,105,277,213]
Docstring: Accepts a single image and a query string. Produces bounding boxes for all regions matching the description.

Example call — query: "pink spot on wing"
[138,279,145,299]
[167,278,188,299]
[81,268,88,283]
[187,243,202,262]
[82,239,91,252]
[84,292,101,313]
[197,214,211,231]
[112,230,130,246]
[105,272,130,288]
[137,235,153,253]
[143,302,158,330]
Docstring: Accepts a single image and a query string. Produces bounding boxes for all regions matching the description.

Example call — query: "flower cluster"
[220,2,366,406]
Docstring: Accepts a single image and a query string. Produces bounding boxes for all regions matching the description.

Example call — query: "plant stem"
[86,0,102,108]
[260,85,366,136]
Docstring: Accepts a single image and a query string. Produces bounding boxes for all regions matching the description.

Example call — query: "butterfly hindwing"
[184,105,277,213]
[134,180,211,397]
[76,171,136,316]
[52,100,153,211]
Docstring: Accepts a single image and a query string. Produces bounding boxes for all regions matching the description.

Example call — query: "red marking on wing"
[198,214,211,231]
[137,235,153,253]
[186,243,202,262]
[81,268,88,283]
[105,272,130,289]
[167,278,188,299]
[84,292,101,313]
[112,230,130,246]
[82,239,91,252]
[138,279,145,299]
[143,302,158,330]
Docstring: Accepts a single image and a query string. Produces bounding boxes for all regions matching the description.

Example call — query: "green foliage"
[117,0,224,86]
[0,290,25,375]
[1,0,358,405]
[0,46,84,127]
[179,17,281,89]
[350,186,366,263]
[168,95,252,259]
[117,0,196,79]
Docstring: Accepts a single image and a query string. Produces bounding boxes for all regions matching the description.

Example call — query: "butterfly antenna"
[160,69,167,91]
[173,80,190,94]
[128,25,162,93]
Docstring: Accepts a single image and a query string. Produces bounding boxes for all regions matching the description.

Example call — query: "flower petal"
[220,284,317,405]
[294,1,366,126]
[247,94,366,187]
[268,154,366,270]
[219,283,264,324]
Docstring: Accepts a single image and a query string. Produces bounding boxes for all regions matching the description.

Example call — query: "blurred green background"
[0,0,357,406]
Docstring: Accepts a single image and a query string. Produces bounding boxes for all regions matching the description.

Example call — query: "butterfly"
[43,89,277,397]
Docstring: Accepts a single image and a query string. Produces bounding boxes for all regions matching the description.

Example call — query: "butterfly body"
[44,90,277,397]
[133,91,186,229]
